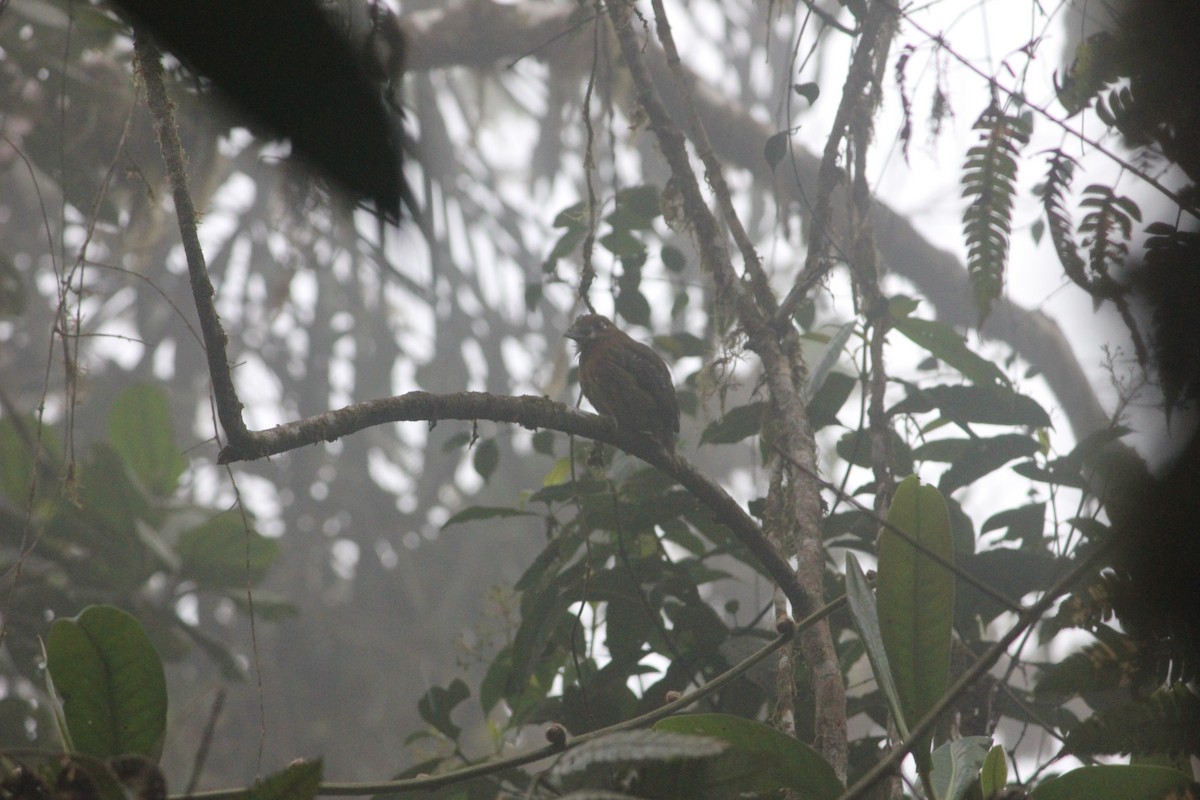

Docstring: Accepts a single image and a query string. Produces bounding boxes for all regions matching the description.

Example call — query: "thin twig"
[132,33,249,445]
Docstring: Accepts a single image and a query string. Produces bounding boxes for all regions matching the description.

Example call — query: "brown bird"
[565,314,680,450]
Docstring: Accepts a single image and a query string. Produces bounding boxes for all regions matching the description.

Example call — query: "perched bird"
[565,314,680,450]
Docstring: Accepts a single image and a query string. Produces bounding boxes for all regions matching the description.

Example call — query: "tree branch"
[133,34,249,446]
[216,389,821,620]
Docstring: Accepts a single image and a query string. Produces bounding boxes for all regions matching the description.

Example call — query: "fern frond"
[1078,184,1142,283]
[961,104,1030,323]
[1039,151,1089,289]
[1063,682,1200,759]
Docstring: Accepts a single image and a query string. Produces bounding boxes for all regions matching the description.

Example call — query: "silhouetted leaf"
[982,503,1046,548]
[793,82,820,104]
[808,372,855,430]
[442,506,536,530]
[701,403,767,445]
[661,244,687,273]
[765,131,789,171]
[890,302,1008,387]
[890,384,1051,428]
[418,679,470,740]
[938,433,1038,494]
[473,438,500,482]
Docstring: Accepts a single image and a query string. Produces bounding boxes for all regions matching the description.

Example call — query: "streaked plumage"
[565,314,680,450]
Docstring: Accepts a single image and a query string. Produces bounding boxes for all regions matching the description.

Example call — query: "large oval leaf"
[877,476,955,776]
[1029,764,1193,800]
[45,605,167,761]
[107,384,186,497]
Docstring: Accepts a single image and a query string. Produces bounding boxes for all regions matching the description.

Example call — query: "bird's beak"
[564,322,581,341]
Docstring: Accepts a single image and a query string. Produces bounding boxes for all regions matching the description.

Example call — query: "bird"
[564,314,680,450]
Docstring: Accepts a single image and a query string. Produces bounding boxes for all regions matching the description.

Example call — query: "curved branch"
[217,390,819,619]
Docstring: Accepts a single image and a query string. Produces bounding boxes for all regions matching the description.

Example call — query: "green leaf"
[543,457,572,487]
[241,759,322,800]
[890,384,1051,428]
[845,553,908,738]
[765,131,789,171]
[418,678,470,740]
[45,605,167,760]
[442,505,536,530]
[107,384,186,497]
[177,512,280,589]
[655,713,844,800]
[980,744,1007,796]
[877,476,955,779]
[931,736,991,800]
[890,305,1008,387]
[701,402,767,445]
[553,201,587,228]
[1028,765,1193,800]
[473,438,500,482]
